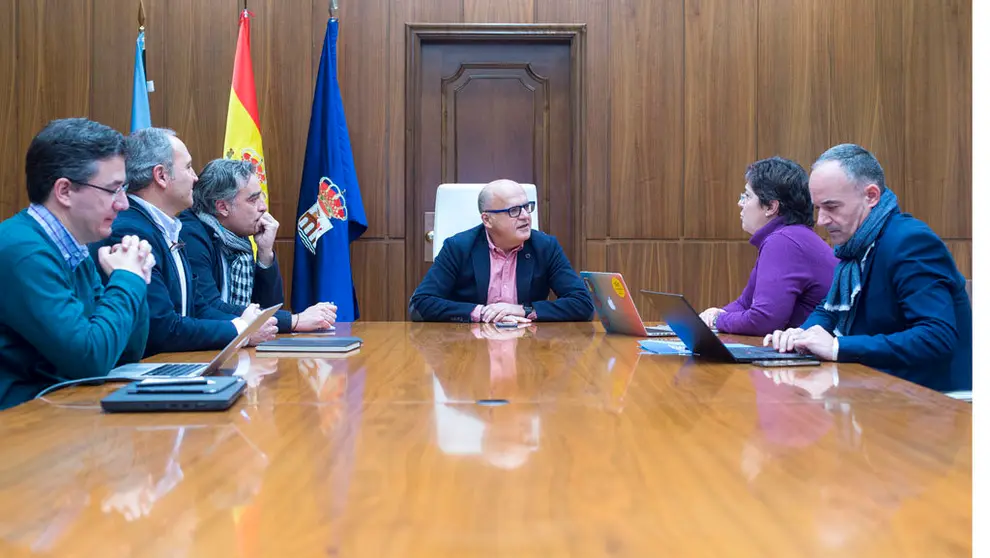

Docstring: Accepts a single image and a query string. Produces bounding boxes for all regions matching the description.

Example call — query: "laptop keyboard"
[644,325,678,337]
[142,363,204,377]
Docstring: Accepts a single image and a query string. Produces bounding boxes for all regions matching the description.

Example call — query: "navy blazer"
[178,211,292,332]
[409,225,594,323]
[93,200,238,357]
[802,213,972,392]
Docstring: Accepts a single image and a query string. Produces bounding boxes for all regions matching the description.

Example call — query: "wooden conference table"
[0,322,972,556]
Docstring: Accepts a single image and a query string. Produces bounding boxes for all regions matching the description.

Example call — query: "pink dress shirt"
[470,233,537,322]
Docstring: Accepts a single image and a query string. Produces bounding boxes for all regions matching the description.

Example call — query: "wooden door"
[405,25,586,306]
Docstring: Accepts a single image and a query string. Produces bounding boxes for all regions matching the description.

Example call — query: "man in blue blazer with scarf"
[766,144,971,392]
[409,179,594,323]
[95,128,278,357]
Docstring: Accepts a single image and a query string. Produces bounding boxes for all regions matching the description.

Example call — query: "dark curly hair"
[744,156,814,227]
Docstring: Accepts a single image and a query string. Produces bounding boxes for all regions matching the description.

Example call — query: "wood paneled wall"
[0,0,971,321]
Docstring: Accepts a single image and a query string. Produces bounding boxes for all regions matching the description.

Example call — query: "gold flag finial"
[330,0,338,18]
[138,0,146,30]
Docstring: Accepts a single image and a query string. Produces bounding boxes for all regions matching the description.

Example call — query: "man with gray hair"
[98,127,277,357]
[179,158,336,332]
[765,143,971,392]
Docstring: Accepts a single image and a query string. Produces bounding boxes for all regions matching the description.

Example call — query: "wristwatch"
[523,304,534,317]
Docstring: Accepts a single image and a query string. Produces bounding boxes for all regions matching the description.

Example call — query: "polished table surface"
[0,322,972,556]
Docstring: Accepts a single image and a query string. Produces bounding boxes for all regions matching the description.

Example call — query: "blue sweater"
[0,211,149,408]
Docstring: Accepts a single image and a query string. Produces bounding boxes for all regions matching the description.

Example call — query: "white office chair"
[430,183,539,261]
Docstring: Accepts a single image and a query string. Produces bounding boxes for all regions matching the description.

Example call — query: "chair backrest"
[432,183,539,260]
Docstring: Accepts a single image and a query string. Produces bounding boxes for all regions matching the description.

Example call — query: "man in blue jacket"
[409,179,594,323]
[179,158,336,333]
[97,128,278,357]
[765,144,971,392]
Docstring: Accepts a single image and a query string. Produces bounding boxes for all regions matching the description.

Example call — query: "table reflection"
[742,364,968,552]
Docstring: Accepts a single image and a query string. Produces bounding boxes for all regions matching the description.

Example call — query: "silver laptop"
[106,304,282,379]
[580,272,678,337]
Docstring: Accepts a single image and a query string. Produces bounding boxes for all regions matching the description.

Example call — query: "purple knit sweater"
[717,217,838,336]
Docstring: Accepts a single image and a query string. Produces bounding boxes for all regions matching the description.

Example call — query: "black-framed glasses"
[484,201,535,218]
[71,180,129,198]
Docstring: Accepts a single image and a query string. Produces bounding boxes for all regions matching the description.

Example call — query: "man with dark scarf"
[180,158,336,333]
[765,144,971,393]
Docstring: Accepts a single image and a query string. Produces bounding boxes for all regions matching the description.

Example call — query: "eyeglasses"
[739,191,754,204]
[71,180,129,198]
[484,201,535,218]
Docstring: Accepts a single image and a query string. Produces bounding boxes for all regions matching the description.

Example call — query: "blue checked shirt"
[27,204,90,270]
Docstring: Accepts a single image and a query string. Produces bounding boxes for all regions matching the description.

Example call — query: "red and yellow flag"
[224,10,268,205]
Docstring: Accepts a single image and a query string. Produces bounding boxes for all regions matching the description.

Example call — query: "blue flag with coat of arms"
[292,18,367,321]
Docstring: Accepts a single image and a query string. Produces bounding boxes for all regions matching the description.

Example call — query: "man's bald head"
[477,178,533,250]
[478,179,526,213]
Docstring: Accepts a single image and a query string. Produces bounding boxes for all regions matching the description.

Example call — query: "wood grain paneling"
[275,238,295,309]
[536,0,609,240]
[756,0,830,169]
[609,0,683,239]
[144,0,167,131]
[585,240,607,273]
[903,0,971,239]
[945,240,971,279]
[464,0,534,23]
[829,0,905,205]
[607,242,682,321]
[0,0,17,219]
[0,0,973,321]
[386,241,407,320]
[680,241,757,312]
[251,0,314,238]
[683,0,757,240]
[334,0,389,238]
[351,240,391,320]
[17,0,93,211]
[385,0,463,240]
[91,0,139,135]
[163,0,236,168]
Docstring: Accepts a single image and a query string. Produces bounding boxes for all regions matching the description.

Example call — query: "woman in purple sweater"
[699,156,837,336]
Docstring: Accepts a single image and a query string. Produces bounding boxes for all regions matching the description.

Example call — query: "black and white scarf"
[196,212,254,307]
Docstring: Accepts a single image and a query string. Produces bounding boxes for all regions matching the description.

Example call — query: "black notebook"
[256,336,363,353]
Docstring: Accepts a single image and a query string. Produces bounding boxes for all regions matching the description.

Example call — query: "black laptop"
[640,291,819,363]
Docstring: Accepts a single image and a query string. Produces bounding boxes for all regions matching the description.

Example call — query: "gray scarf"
[822,188,900,336]
[196,212,254,307]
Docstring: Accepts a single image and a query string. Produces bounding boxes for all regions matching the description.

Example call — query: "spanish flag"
[223,10,268,206]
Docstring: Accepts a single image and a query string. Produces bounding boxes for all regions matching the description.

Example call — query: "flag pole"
[138,0,147,81]
[330,0,338,21]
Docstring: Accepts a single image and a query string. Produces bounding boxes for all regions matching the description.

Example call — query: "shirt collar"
[485,231,523,257]
[129,194,183,244]
[27,204,90,270]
